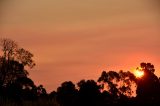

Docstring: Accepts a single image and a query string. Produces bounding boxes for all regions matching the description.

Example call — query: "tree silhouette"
[0,38,39,103]
[0,38,35,86]
[136,63,160,104]
[0,38,35,68]
[6,77,36,100]
[0,60,28,86]
[77,80,101,106]
[98,70,136,98]
[1,39,160,106]
[16,48,35,68]
[0,38,17,61]
[56,81,78,106]
[36,85,47,97]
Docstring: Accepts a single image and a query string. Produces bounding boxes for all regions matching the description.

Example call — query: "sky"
[0,0,160,92]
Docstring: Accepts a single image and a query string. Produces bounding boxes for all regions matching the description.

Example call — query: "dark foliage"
[77,80,101,106]
[136,63,160,105]
[1,38,160,106]
[56,81,78,106]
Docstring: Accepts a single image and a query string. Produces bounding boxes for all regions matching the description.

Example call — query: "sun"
[133,68,144,78]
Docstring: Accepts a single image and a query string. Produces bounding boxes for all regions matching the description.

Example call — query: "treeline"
[52,62,160,106]
[0,38,160,106]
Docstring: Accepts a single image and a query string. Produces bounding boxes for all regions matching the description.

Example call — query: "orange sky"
[0,0,160,92]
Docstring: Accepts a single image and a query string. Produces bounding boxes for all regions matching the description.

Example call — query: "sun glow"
[133,68,144,78]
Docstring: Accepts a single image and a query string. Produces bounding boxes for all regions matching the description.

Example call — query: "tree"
[0,38,17,60]
[16,48,35,68]
[0,38,35,86]
[56,81,78,106]
[0,38,35,68]
[136,63,160,102]
[0,60,28,85]
[77,80,101,106]
[98,70,136,98]
[6,77,36,100]
[36,85,47,97]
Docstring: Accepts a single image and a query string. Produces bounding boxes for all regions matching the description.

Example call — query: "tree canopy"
[0,38,35,86]
[0,38,160,106]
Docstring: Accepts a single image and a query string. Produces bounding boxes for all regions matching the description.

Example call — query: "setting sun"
[134,68,144,78]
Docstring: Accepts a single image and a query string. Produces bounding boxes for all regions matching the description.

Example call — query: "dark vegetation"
[0,38,160,106]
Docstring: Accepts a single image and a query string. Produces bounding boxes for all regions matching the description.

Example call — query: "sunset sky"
[0,0,160,92]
